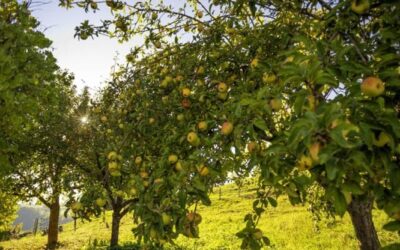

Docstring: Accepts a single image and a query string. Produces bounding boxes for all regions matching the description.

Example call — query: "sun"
[80,116,89,124]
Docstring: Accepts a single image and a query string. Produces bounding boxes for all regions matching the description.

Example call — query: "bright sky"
[30,0,186,94]
[30,1,135,93]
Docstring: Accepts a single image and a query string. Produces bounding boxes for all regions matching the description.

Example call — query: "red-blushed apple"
[361,76,384,97]
[221,121,234,135]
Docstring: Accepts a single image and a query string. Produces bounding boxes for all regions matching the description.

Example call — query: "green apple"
[198,164,209,176]
[107,151,118,161]
[95,198,106,207]
[351,0,370,14]
[253,229,263,240]
[162,213,172,225]
[217,82,228,93]
[269,98,282,111]
[135,156,142,165]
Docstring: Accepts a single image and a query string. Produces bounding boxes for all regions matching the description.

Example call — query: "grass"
[1,183,399,250]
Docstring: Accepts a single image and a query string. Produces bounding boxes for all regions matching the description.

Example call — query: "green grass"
[1,184,399,250]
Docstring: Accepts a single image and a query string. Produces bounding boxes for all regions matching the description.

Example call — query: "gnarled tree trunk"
[47,197,60,250]
[347,197,380,250]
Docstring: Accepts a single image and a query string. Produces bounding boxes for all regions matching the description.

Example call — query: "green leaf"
[267,197,277,207]
[332,189,347,216]
[253,119,268,131]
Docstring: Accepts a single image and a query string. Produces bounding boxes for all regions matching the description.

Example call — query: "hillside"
[1,184,399,250]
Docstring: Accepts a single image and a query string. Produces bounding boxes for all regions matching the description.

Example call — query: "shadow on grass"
[382,243,400,250]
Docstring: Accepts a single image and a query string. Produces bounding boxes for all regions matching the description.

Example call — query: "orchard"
[0,0,399,250]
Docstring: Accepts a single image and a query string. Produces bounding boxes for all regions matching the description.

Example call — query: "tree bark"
[110,209,121,248]
[47,198,60,250]
[347,197,380,250]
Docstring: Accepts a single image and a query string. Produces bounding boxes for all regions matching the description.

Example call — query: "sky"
[30,0,187,94]
[30,1,135,93]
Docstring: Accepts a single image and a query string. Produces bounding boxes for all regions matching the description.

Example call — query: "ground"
[1,183,399,250]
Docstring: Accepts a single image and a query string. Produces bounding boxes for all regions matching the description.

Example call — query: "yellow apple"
[149,117,155,124]
[361,76,384,97]
[135,156,142,165]
[107,151,118,161]
[196,66,205,75]
[262,73,277,84]
[175,161,184,171]
[198,164,209,176]
[251,58,259,68]
[168,154,178,164]
[154,178,164,184]
[130,188,138,196]
[217,92,228,100]
[140,171,149,179]
[221,121,234,135]
[217,82,228,93]
[187,132,200,146]
[177,113,185,121]
[96,198,106,207]
[108,161,119,171]
[269,98,282,111]
[351,0,370,14]
[101,116,107,123]
[71,202,82,211]
[297,155,313,171]
[309,142,321,162]
[182,87,191,97]
[198,121,208,131]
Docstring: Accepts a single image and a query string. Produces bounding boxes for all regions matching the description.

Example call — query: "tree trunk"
[347,198,380,250]
[47,198,60,250]
[110,209,121,248]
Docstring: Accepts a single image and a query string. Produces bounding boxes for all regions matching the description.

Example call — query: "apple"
[150,228,158,239]
[168,154,178,164]
[162,96,169,104]
[297,155,313,171]
[108,161,119,171]
[135,156,142,165]
[71,202,82,212]
[154,178,164,184]
[186,212,202,224]
[182,87,191,97]
[110,170,121,177]
[187,132,200,146]
[149,117,155,124]
[221,121,234,135]
[118,123,124,129]
[196,11,203,18]
[217,82,228,93]
[181,98,191,109]
[284,56,294,63]
[253,229,263,240]
[175,161,184,171]
[198,121,208,131]
[373,132,391,147]
[162,213,172,225]
[361,76,384,97]
[151,12,158,20]
[198,164,209,176]
[101,116,107,123]
[96,198,106,207]
[177,113,185,121]
[262,73,277,84]
[351,0,370,14]
[130,188,138,196]
[143,180,150,187]
[269,98,282,111]
[309,142,321,162]
[196,66,205,75]
[217,92,228,101]
[247,141,259,154]
[107,151,118,161]
[140,171,149,179]
[184,24,190,32]
[90,2,98,9]
[251,58,259,68]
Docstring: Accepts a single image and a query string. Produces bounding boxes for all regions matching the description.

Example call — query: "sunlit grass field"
[1,183,399,250]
